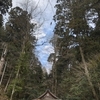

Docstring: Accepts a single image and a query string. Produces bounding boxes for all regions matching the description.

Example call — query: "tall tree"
[52,0,100,99]
[53,0,75,96]
[3,7,37,100]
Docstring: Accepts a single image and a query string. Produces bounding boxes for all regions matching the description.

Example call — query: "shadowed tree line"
[48,0,100,100]
[1,0,100,100]
[0,0,50,100]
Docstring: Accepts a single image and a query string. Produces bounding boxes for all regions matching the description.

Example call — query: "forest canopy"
[0,0,100,100]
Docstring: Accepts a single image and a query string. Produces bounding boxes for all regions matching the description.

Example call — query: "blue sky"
[12,0,56,72]
[33,0,56,72]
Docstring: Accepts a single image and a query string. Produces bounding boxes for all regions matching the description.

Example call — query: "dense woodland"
[0,0,100,100]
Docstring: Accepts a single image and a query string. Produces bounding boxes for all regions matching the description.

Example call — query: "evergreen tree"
[52,0,100,99]
[0,6,43,100]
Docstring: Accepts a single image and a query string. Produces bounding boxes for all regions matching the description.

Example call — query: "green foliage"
[0,5,48,100]
[0,0,12,14]
[0,0,12,27]
[0,0,100,99]
[52,0,100,99]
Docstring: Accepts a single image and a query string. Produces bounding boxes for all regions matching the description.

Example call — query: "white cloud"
[41,45,54,54]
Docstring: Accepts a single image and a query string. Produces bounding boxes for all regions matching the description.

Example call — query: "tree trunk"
[52,34,57,95]
[0,43,7,75]
[10,40,25,100]
[10,64,20,100]
[79,46,99,100]
[4,71,12,92]
[0,61,7,85]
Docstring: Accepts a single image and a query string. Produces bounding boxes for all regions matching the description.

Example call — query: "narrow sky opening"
[12,0,56,73]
